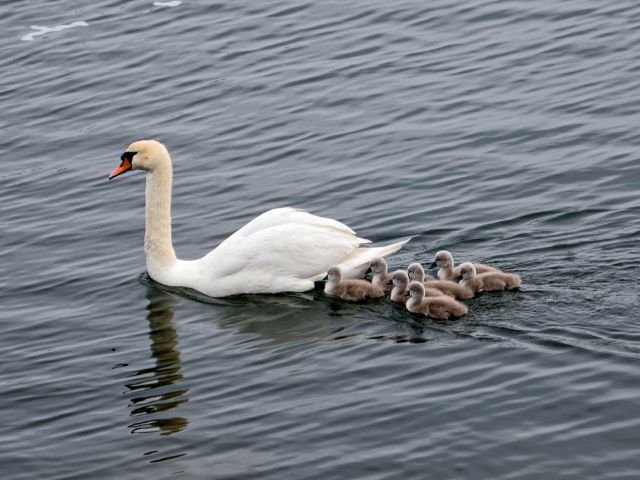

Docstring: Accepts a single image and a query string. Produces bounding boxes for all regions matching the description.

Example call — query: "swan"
[324,266,385,302]
[430,250,499,282]
[406,281,468,320]
[108,140,408,297]
[458,262,521,294]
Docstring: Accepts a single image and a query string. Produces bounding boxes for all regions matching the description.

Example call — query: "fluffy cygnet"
[458,262,521,294]
[390,270,445,304]
[325,266,385,302]
[407,263,473,300]
[430,250,499,282]
[406,281,468,320]
[405,262,435,283]
[370,256,395,292]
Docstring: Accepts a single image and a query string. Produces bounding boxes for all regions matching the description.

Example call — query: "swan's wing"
[336,238,410,278]
[206,222,363,282]
[218,207,371,248]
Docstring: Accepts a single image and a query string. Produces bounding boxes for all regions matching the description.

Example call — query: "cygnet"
[406,281,468,320]
[457,262,521,294]
[370,256,395,292]
[390,270,445,304]
[325,266,385,302]
[430,250,499,282]
[407,263,473,300]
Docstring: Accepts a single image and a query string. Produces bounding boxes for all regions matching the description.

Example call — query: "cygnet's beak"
[109,152,134,180]
[429,262,437,269]
[457,275,463,282]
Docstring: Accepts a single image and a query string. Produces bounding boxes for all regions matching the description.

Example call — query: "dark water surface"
[2,0,640,478]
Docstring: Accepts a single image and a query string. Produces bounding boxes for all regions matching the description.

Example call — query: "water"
[2,0,640,478]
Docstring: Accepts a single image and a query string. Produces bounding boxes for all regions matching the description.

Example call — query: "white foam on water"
[21,21,89,42]
[153,1,182,7]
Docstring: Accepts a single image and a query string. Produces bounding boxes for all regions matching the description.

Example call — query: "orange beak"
[108,157,132,180]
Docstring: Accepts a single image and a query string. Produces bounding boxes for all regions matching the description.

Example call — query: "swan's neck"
[324,278,339,293]
[390,286,405,302]
[406,295,421,309]
[145,163,177,279]
[439,264,453,280]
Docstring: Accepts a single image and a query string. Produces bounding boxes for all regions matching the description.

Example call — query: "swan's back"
[219,208,370,248]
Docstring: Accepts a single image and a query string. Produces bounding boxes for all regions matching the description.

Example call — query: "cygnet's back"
[424,279,473,300]
[406,281,468,320]
[431,250,499,282]
[458,262,521,294]
[325,266,385,302]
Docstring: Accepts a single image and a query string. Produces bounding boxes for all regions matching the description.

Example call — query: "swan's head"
[457,262,477,281]
[391,270,409,289]
[430,250,453,269]
[408,281,425,299]
[407,263,424,282]
[326,266,342,285]
[369,256,388,276]
[109,140,170,180]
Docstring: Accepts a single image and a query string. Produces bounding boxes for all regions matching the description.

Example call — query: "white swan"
[109,140,409,297]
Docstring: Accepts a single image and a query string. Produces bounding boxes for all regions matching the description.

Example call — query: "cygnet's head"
[369,256,388,276]
[430,250,454,269]
[407,263,425,282]
[109,140,170,180]
[326,266,342,284]
[391,270,409,289]
[457,262,477,281]
[408,281,425,299]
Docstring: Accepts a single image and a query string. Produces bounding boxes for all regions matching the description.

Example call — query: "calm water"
[2,0,640,478]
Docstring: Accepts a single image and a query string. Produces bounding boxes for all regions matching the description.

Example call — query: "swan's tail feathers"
[338,237,411,279]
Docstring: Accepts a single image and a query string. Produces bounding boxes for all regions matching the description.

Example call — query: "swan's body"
[431,250,499,282]
[407,263,473,300]
[109,140,408,297]
[324,266,385,302]
[406,281,468,320]
[458,262,521,294]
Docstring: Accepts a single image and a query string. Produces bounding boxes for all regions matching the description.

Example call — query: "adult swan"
[109,140,408,297]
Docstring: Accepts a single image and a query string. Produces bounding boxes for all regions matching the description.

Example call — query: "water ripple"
[2,0,640,478]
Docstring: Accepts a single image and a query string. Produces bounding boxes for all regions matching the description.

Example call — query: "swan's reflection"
[125,286,189,436]
[137,272,435,346]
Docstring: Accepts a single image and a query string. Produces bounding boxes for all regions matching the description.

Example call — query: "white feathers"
[113,140,408,297]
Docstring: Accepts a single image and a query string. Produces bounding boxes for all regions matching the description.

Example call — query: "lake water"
[2,0,640,478]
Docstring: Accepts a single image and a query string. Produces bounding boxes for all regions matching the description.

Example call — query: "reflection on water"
[141,272,441,347]
[124,287,189,437]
